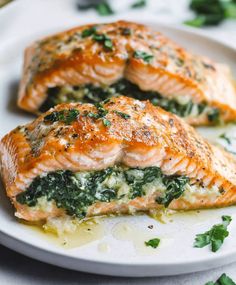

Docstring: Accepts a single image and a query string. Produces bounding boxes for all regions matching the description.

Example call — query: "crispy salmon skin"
[1,96,236,222]
[18,21,236,125]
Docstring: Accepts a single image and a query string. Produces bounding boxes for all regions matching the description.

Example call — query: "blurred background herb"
[77,0,147,16]
[77,1,114,16]
[185,0,236,27]
[1,0,236,29]
[75,0,236,27]
[0,0,13,8]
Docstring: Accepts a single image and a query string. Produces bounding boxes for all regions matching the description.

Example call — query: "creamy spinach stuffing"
[39,79,220,123]
[16,166,189,219]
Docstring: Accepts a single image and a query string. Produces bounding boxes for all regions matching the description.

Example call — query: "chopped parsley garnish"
[207,108,220,124]
[44,109,79,125]
[81,27,113,50]
[133,50,154,63]
[131,0,146,9]
[102,118,111,127]
[121,27,132,36]
[77,1,114,16]
[114,110,131,120]
[145,238,160,248]
[16,166,189,219]
[194,215,232,252]
[85,102,111,127]
[92,33,113,50]
[81,26,97,38]
[205,273,236,285]
[219,133,231,145]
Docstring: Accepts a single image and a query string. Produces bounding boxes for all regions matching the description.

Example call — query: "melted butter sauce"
[112,221,176,255]
[20,207,235,253]
[21,218,105,249]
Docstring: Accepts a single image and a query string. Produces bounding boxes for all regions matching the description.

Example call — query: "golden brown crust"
[2,96,236,220]
[18,21,236,125]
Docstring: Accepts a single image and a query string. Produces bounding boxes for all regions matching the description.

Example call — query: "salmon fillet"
[1,96,236,222]
[18,21,236,125]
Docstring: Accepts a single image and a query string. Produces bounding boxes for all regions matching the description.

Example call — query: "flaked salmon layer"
[1,96,236,221]
[39,79,220,125]
[18,21,236,125]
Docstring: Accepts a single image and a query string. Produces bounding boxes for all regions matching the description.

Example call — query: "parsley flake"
[205,273,236,285]
[219,133,231,145]
[78,1,114,16]
[131,0,146,9]
[81,26,97,38]
[145,238,160,248]
[95,2,114,16]
[194,215,232,252]
[93,33,113,50]
[84,103,111,127]
[133,50,154,63]
[102,118,111,127]
[114,110,131,120]
[207,108,220,124]
[44,109,79,125]
[121,28,132,36]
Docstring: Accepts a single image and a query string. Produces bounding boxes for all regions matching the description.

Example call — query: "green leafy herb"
[81,26,97,38]
[16,169,117,219]
[207,108,220,124]
[121,27,132,36]
[156,176,190,207]
[131,0,146,9]
[125,167,189,202]
[114,110,131,120]
[77,1,114,16]
[185,0,236,28]
[133,50,154,63]
[16,166,189,219]
[42,80,216,123]
[194,215,232,252]
[102,118,111,126]
[44,109,79,125]
[219,133,231,144]
[205,273,236,285]
[145,238,160,248]
[125,167,162,199]
[92,33,113,50]
[94,2,114,15]
[81,27,113,50]
[85,102,111,127]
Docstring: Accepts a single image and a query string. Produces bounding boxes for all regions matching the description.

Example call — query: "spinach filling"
[40,79,220,123]
[16,166,189,219]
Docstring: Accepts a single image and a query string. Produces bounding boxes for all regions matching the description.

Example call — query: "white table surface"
[0,0,236,284]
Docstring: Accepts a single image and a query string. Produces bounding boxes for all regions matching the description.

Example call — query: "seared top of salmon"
[2,96,236,200]
[18,21,236,125]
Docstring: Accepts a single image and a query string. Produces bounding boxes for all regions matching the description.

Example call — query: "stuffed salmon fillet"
[18,21,236,126]
[1,96,236,222]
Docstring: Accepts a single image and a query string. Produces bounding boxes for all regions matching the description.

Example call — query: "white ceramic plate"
[1,22,236,277]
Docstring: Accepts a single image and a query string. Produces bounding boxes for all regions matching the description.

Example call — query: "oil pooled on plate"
[21,217,105,249]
